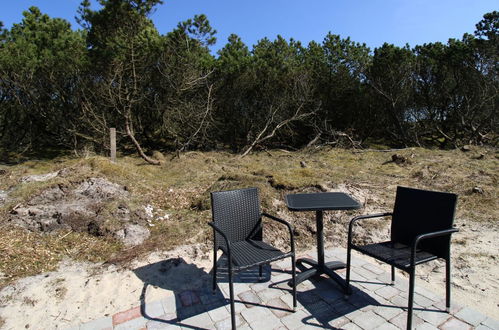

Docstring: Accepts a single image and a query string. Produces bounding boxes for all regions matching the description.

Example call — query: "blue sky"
[1,0,497,52]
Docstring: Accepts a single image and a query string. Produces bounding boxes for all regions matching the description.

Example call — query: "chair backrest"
[211,187,262,251]
[391,186,458,259]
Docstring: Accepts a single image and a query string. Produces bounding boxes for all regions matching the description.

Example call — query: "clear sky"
[1,0,497,52]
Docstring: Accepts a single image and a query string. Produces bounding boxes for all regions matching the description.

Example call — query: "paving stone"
[314,281,344,303]
[327,315,350,329]
[432,299,462,314]
[238,290,262,308]
[439,317,472,330]
[207,305,230,323]
[356,278,386,292]
[482,317,499,330]
[257,288,284,302]
[413,293,434,308]
[415,309,451,326]
[113,315,147,330]
[267,297,293,318]
[375,285,401,300]
[348,269,368,282]
[476,325,495,330]
[350,256,368,267]
[389,312,424,329]
[454,306,488,326]
[215,314,246,330]
[280,292,304,311]
[341,322,363,330]
[142,300,165,318]
[373,322,402,330]
[241,305,274,324]
[330,300,357,316]
[296,290,321,305]
[376,272,396,285]
[112,306,142,326]
[247,311,282,330]
[414,286,441,302]
[390,294,409,308]
[146,313,180,330]
[250,281,270,292]
[272,259,291,270]
[176,303,205,321]
[350,310,386,329]
[344,308,367,322]
[237,326,253,330]
[271,273,293,284]
[234,283,253,296]
[160,295,177,314]
[414,322,439,330]
[80,316,112,330]
[280,310,310,330]
[177,290,200,307]
[354,266,381,280]
[305,300,336,324]
[199,290,225,305]
[181,310,214,328]
[372,305,404,320]
[363,262,385,275]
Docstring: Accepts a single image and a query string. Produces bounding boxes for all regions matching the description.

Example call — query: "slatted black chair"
[209,187,296,329]
[346,186,459,330]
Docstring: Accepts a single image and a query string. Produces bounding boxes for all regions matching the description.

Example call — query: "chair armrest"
[348,212,393,245]
[410,228,459,267]
[208,222,232,256]
[261,213,295,253]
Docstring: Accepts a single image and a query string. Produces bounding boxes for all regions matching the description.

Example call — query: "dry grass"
[0,146,497,287]
[0,226,121,288]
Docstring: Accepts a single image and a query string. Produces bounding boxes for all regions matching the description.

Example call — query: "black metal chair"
[209,187,296,329]
[346,186,459,330]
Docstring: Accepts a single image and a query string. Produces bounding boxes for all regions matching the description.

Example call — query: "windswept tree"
[152,14,217,152]
[367,44,416,146]
[77,0,164,164]
[0,7,86,155]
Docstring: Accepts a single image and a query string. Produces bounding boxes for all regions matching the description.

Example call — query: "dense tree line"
[0,0,497,161]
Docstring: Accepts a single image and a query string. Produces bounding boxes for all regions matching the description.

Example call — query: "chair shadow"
[132,255,292,329]
[134,257,225,329]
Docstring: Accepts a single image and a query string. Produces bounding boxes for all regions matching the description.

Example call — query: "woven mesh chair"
[209,187,296,329]
[346,186,459,330]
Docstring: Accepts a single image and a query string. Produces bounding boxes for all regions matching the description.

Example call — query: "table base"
[287,258,347,289]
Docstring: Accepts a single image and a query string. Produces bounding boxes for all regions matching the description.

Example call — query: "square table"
[285,192,361,288]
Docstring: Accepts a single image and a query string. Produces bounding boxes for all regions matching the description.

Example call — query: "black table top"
[285,192,361,211]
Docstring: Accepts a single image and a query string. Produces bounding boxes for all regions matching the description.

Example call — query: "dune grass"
[0,146,497,287]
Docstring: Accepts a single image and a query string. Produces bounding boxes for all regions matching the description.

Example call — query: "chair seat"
[230,240,292,270]
[352,241,438,270]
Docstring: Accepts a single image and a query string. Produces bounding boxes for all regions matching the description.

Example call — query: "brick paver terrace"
[68,248,498,330]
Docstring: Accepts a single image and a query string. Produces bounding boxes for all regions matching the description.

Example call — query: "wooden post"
[110,128,116,162]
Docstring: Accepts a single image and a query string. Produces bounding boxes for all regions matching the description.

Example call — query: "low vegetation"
[0,146,497,288]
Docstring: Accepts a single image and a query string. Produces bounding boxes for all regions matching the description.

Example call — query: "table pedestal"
[288,210,347,289]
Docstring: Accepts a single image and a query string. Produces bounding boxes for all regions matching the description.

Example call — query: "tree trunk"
[125,118,161,165]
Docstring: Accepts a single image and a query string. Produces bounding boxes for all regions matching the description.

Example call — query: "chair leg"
[407,268,415,330]
[291,255,297,311]
[228,268,235,330]
[212,249,217,292]
[391,265,395,285]
[345,244,352,296]
[446,257,451,312]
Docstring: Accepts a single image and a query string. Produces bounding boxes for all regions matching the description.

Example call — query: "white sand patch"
[0,244,212,330]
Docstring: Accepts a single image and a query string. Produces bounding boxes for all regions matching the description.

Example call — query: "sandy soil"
[0,244,213,330]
